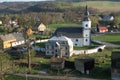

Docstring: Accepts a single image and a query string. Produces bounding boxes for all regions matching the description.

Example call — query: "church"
[52,6,91,47]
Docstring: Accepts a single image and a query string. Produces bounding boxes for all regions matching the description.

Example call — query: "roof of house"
[0,33,25,42]
[13,33,25,41]
[48,36,73,46]
[98,26,108,30]
[0,34,15,41]
[53,27,83,38]
[51,57,64,63]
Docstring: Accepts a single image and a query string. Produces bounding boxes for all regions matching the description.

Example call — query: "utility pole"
[28,41,31,73]
[24,27,31,74]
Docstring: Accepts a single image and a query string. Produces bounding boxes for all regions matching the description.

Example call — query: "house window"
[55,50,57,52]
[86,34,88,37]
[46,45,49,49]
[47,51,49,54]
[55,44,58,47]
[86,39,88,42]
[86,24,88,27]
[52,52,54,54]
[66,47,67,50]
[65,52,68,55]
[76,39,78,42]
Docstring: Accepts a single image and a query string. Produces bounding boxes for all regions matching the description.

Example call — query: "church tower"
[82,5,91,46]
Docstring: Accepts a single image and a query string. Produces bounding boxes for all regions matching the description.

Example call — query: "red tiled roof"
[98,26,108,30]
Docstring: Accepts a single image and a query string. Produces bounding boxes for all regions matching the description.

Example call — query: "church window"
[75,44,77,46]
[76,39,78,42]
[86,24,88,27]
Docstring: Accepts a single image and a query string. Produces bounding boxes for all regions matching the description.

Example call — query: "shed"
[111,51,120,80]
[51,57,65,70]
[74,55,94,74]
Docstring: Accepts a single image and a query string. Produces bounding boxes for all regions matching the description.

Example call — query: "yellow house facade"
[0,34,16,49]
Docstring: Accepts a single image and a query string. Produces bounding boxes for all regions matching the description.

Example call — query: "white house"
[53,6,91,47]
[45,36,73,58]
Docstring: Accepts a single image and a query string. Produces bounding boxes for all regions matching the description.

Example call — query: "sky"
[0,0,54,2]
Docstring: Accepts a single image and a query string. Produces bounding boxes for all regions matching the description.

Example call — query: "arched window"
[86,39,88,42]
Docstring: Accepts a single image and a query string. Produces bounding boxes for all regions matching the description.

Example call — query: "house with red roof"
[96,26,108,33]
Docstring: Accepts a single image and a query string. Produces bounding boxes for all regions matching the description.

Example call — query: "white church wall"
[83,37,90,46]
[73,45,106,55]
[70,38,83,47]
[82,21,91,28]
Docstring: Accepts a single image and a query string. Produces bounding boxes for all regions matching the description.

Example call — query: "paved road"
[15,73,99,80]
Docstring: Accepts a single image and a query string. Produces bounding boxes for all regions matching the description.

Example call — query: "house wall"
[46,41,73,58]
[3,39,16,49]
[38,24,46,32]
[12,40,25,47]
[74,60,84,73]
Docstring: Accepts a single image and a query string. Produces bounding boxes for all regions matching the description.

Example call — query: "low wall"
[73,45,106,55]
[30,39,49,45]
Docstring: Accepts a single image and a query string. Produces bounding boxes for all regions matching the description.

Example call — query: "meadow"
[47,23,81,31]
[92,33,120,45]
[72,1,120,12]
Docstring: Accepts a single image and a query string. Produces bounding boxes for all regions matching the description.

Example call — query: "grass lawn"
[34,42,46,48]
[29,35,50,39]
[66,49,111,79]
[72,1,120,12]
[74,46,97,50]
[92,33,120,45]
[47,23,81,31]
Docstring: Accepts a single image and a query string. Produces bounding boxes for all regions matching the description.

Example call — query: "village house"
[51,57,65,70]
[26,28,33,36]
[74,55,94,74]
[96,25,108,33]
[99,15,114,21]
[0,33,25,49]
[9,19,18,27]
[53,6,91,47]
[32,21,46,34]
[11,33,25,47]
[111,51,120,80]
[45,36,73,58]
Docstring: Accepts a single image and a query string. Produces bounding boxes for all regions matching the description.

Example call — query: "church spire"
[84,5,89,16]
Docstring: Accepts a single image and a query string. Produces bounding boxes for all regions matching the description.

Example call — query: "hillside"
[0,1,119,14]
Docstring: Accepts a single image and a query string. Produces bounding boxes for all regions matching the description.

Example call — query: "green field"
[72,1,120,12]
[92,33,120,45]
[47,23,81,31]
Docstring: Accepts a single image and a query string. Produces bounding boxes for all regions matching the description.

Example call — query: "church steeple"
[84,5,89,16]
[83,5,90,21]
